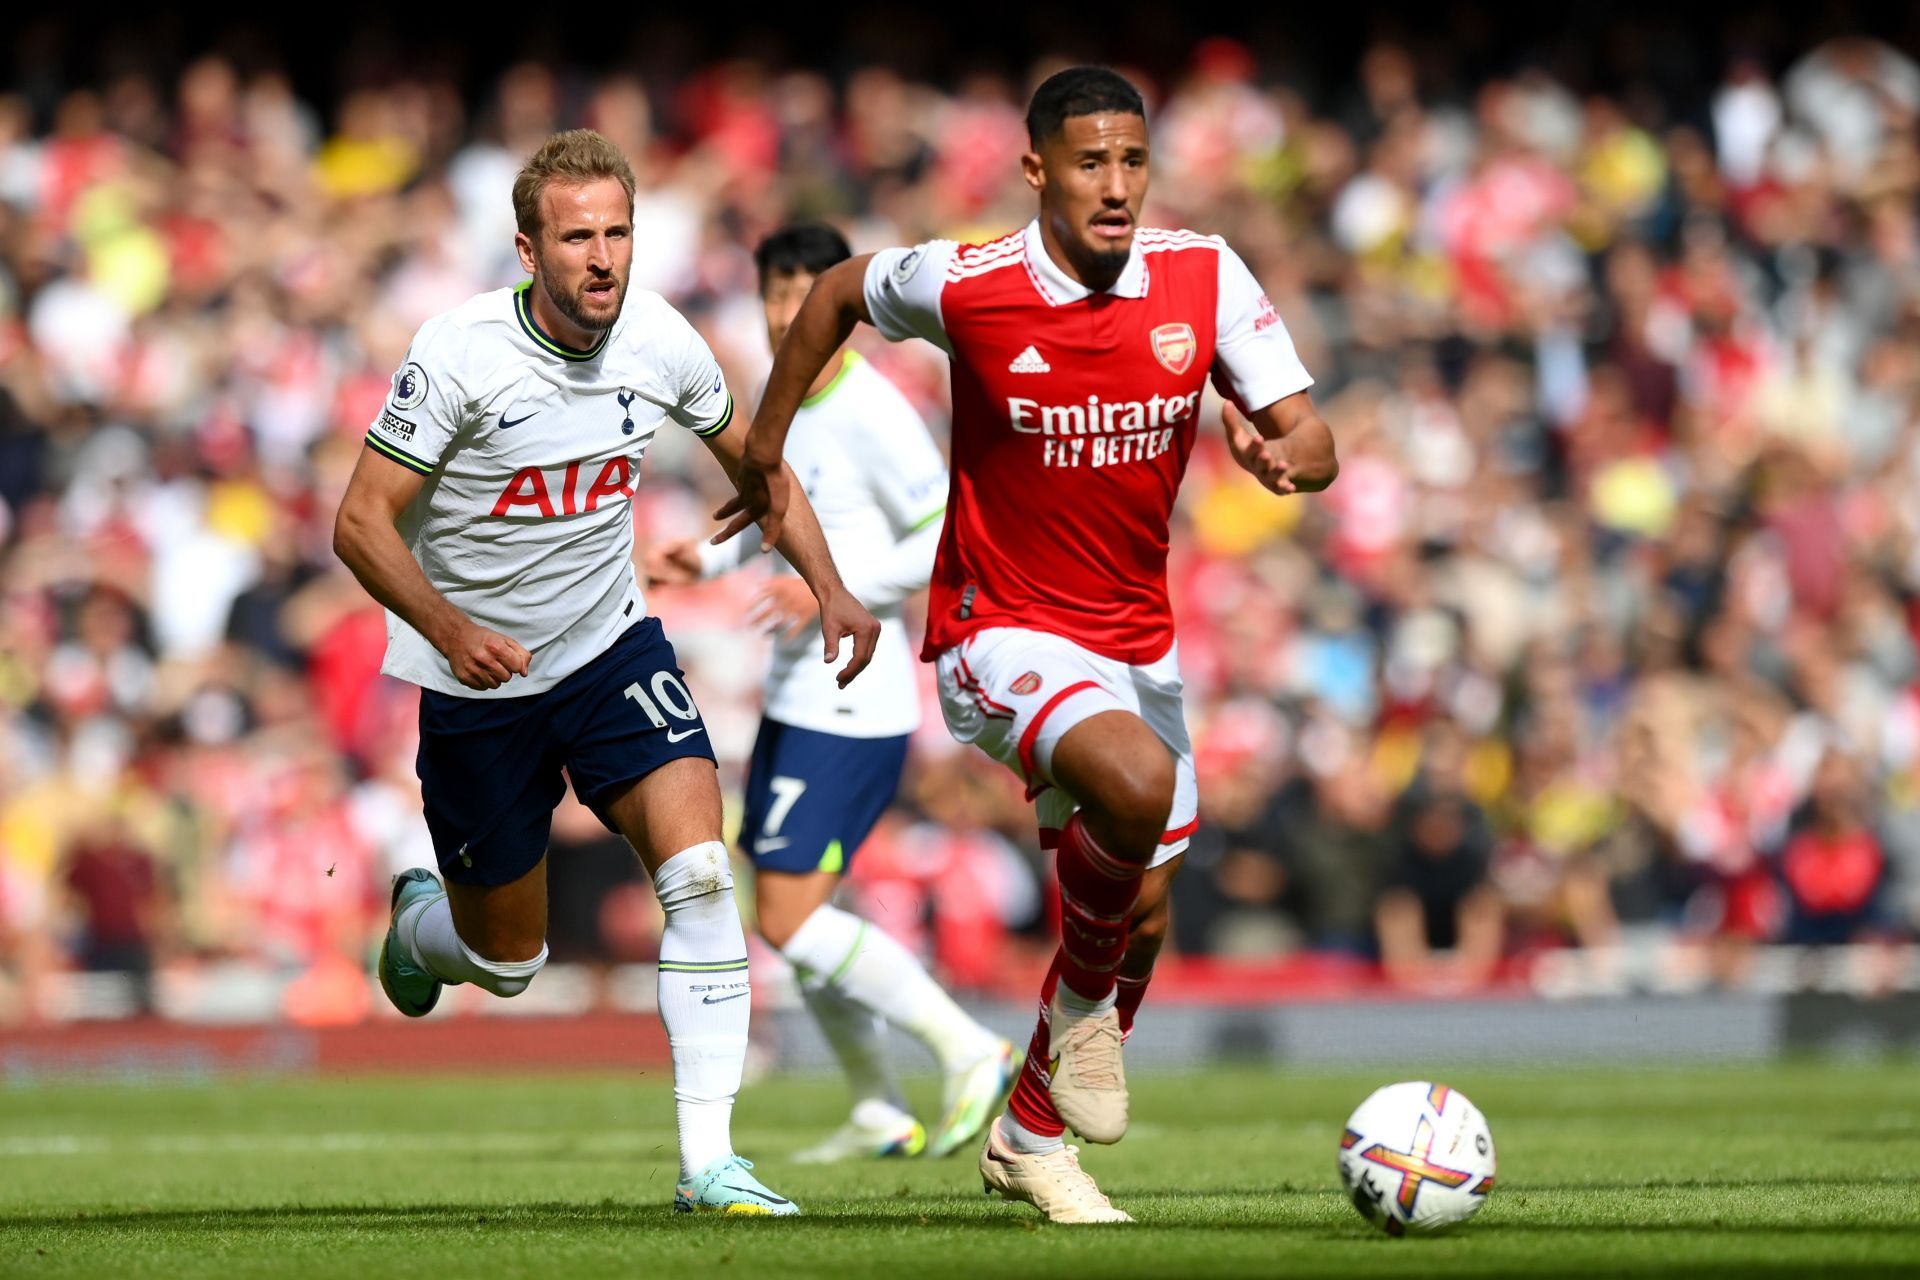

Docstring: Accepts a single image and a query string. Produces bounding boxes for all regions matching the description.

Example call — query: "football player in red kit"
[718,66,1337,1222]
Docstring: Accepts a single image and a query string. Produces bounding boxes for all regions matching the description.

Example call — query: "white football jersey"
[366,281,734,698]
[702,352,947,738]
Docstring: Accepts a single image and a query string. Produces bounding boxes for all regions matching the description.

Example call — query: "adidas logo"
[1008,345,1051,374]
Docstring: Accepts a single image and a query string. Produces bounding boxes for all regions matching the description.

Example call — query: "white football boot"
[978,1118,1133,1224]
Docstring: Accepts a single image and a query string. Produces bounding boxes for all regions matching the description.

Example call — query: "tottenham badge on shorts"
[1150,323,1196,375]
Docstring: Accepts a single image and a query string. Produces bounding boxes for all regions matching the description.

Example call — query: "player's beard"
[1072,223,1133,285]
[1086,244,1131,277]
[542,269,626,335]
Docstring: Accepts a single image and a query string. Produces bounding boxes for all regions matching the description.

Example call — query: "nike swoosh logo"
[719,1183,788,1204]
[702,991,749,1005]
[753,837,790,854]
[499,411,536,430]
[666,727,705,743]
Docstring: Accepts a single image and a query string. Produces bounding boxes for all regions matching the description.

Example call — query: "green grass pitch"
[1,1062,1916,1278]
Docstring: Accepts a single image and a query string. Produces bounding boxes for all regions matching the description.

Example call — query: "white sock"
[1000,1113,1065,1156]
[401,894,546,997]
[782,904,1000,1073]
[1055,983,1117,1021]
[654,842,750,1181]
[800,983,911,1122]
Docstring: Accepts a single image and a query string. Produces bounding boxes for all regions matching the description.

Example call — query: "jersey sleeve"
[660,307,736,438]
[834,368,948,610]
[862,241,958,354]
[1210,243,1314,414]
[854,374,950,535]
[364,318,466,476]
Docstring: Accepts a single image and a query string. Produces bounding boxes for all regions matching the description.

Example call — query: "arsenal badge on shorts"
[1010,671,1043,696]
[1150,322,1196,375]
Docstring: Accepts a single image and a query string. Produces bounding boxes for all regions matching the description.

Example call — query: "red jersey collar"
[1022,219,1149,306]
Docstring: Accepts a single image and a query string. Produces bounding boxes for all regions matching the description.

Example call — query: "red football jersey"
[865,220,1312,663]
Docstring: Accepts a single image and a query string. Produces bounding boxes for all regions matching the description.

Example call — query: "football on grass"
[1337,1081,1497,1235]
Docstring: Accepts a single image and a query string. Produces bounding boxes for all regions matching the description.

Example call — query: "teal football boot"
[673,1155,800,1216]
[377,868,447,1017]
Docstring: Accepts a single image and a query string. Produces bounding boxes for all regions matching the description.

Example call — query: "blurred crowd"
[4,19,1920,1025]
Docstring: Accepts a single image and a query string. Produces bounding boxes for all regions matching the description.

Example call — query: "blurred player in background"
[718,68,1337,1221]
[333,131,878,1216]
[649,224,1013,1164]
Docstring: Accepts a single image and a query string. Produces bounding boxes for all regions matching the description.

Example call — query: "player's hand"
[442,622,531,691]
[1224,403,1298,496]
[816,583,880,688]
[749,576,819,642]
[712,448,790,553]
[645,538,705,587]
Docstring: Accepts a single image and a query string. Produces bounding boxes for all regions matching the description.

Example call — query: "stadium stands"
[4,16,1920,1028]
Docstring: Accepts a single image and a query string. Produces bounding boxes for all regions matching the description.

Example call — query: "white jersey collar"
[1022,219,1148,306]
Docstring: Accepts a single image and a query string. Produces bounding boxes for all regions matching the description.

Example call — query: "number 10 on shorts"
[623,674,701,730]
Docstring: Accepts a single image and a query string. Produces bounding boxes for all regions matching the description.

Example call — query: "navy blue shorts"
[416,619,716,887]
[738,718,909,875]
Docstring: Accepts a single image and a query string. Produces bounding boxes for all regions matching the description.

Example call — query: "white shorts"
[935,627,1197,869]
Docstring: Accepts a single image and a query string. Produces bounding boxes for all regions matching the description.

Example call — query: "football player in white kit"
[332,131,878,1217]
[650,225,1014,1165]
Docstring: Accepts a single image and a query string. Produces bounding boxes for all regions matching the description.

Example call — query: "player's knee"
[1091,751,1176,852]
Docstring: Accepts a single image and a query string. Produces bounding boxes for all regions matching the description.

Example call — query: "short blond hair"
[512,129,637,238]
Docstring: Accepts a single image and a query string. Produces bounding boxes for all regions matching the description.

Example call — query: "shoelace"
[1060,1014,1124,1090]
[1034,1144,1117,1210]
[691,1155,754,1186]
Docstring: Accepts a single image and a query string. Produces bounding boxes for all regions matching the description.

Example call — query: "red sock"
[1005,958,1065,1137]
[1116,968,1153,1041]
[1054,812,1143,1003]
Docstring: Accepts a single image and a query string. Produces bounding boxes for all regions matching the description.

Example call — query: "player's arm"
[1211,240,1338,496]
[697,415,880,688]
[1225,391,1339,495]
[713,255,878,551]
[644,526,756,588]
[332,450,530,691]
